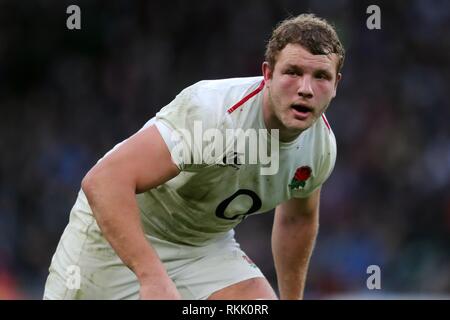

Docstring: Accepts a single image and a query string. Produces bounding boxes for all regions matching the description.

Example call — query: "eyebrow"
[284,64,334,77]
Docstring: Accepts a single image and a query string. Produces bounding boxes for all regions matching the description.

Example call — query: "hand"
[139,279,182,300]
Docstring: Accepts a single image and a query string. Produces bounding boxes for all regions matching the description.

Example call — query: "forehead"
[275,43,338,72]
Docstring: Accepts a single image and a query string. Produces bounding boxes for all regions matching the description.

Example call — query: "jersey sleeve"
[153,83,232,171]
[292,129,337,198]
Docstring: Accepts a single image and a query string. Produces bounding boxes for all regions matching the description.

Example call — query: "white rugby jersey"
[78,76,337,246]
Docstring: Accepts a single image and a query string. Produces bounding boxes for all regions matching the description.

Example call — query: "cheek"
[280,82,299,108]
[315,82,335,100]
[271,77,290,98]
[277,77,298,95]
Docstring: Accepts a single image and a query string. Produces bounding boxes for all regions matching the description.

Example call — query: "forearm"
[272,211,319,299]
[82,177,170,283]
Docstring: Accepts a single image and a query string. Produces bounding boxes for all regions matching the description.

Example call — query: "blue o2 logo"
[215,189,262,221]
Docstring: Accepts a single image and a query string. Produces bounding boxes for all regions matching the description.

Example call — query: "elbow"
[81,165,136,208]
[81,168,109,207]
[81,170,97,198]
[81,169,108,222]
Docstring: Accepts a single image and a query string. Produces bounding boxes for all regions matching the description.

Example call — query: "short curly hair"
[265,14,345,73]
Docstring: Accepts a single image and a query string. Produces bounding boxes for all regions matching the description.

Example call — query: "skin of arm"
[272,187,321,300]
[81,125,181,299]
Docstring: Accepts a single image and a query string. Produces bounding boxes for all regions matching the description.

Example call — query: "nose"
[297,75,313,99]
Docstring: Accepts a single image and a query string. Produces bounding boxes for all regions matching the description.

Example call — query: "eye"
[315,72,331,80]
[284,69,300,76]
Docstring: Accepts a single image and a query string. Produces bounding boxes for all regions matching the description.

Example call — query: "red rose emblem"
[289,166,312,190]
[294,166,312,181]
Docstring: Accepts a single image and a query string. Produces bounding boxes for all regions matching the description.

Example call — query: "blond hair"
[265,14,345,73]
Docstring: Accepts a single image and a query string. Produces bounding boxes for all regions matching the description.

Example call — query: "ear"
[332,73,342,98]
[262,62,273,85]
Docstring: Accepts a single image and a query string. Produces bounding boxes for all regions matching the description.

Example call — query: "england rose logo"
[289,166,312,190]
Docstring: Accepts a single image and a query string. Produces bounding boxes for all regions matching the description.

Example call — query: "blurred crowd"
[0,0,449,299]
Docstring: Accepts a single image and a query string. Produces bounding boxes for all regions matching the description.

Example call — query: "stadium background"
[0,0,449,299]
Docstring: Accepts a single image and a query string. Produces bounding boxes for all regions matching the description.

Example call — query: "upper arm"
[82,125,180,194]
[275,188,321,224]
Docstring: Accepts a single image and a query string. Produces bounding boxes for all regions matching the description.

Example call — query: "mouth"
[291,103,313,120]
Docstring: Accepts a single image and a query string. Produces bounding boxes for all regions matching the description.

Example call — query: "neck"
[262,87,303,143]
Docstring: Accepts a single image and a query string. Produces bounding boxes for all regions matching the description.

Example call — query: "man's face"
[263,43,341,139]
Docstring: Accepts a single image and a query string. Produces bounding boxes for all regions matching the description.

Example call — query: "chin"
[290,119,313,131]
[282,123,309,134]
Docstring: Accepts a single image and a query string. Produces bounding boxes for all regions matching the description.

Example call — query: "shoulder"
[310,113,337,159]
[156,76,264,129]
[191,76,263,92]
[189,76,264,111]
[313,113,337,181]
[293,114,337,198]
